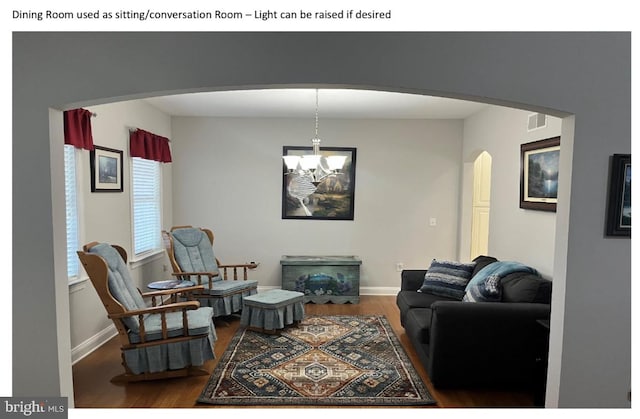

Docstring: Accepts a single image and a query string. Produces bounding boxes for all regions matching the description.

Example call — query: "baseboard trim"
[360,286,400,296]
[72,324,117,365]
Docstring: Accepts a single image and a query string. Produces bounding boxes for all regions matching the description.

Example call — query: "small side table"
[147,280,196,305]
[147,279,195,290]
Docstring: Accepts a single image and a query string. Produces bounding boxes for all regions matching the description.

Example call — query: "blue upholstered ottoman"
[240,289,305,333]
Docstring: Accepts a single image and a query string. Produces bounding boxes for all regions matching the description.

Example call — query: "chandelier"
[282,89,347,186]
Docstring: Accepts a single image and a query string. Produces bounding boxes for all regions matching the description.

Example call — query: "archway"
[470,151,492,259]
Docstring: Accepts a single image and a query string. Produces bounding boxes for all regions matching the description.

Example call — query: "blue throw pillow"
[462,275,502,302]
[418,259,476,300]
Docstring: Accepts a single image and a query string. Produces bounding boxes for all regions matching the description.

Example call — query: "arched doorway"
[470,151,492,259]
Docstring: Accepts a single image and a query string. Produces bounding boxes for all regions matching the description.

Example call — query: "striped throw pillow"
[418,259,476,300]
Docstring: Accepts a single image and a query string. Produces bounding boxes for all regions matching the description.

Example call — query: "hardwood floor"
[72,295,536,408]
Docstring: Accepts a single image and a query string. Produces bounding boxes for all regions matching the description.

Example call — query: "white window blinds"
[64,145,79,279]
[132,157,161,255]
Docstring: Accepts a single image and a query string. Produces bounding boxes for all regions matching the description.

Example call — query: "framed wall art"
[605,154,631,237]
[90,145,123,192]
[282,146,356,220]
[520,136,561,212]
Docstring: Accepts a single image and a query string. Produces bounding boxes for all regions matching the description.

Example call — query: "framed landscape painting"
[520,136,561,212]
[90,145,123,192]
[606,154,631,237]
[282,146,356,220]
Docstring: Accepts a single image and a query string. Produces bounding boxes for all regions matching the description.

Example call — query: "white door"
[470,152,492,259]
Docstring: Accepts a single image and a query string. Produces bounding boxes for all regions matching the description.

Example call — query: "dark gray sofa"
[396,256,552,389]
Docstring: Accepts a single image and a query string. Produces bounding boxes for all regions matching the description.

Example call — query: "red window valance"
[63,108,94,150]
[129,129,172,163]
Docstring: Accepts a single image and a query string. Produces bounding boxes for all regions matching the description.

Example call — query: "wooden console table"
[280,255,361,304]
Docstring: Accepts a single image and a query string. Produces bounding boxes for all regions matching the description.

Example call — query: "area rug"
[197,315,435,406]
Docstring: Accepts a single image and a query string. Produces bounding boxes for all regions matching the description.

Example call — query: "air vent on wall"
[528,113,547,131]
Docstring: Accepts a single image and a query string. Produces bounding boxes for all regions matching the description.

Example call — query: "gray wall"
[459,106,563,277]
[12,33,630,407]
[171,117,463,289]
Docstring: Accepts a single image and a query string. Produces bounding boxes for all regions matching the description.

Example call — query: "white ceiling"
[143,88,490,119]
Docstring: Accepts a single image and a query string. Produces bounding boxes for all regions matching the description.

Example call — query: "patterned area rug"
[198,315,435,406]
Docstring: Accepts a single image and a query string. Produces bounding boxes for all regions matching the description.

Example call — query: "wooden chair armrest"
[141,285,206,306]
[216,263,259,281]
[109,301,201,318]
[217,262,259,269]
[170,271,219,290]
[112,301,203,343]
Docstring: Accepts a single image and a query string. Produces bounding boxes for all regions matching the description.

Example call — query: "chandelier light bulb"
[282,89,346,184]
[326,155,347,171]
[283,155,301,171]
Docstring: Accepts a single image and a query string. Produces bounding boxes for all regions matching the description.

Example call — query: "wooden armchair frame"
[77,242,212,383]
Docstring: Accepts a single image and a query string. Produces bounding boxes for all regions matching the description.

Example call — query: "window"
[64,144,79,279]
[132,157,161,256]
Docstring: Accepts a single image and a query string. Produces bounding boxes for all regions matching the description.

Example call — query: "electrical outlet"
[429,217,437,226]
[396,262,405,272]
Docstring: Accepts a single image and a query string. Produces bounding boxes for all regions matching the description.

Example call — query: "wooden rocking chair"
[77,241,217,383]
[162,226,259,319]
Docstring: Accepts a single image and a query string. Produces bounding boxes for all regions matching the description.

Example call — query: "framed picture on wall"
[605,154,631,237]
[520,136,561,212]
[90,145,123,192]
[282,146,356,220]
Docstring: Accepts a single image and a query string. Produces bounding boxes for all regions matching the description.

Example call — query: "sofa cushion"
[418,259,475,300]
[397,289,457,314]
[501,272,552,303]
[404,308,433,344]
[471,255,498,277]
[397,290,453,327]
[462,275,502,302]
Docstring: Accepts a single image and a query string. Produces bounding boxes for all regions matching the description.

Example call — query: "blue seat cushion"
[243,289,304,309]
[129,306,215,343]
[208,279,258,296]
